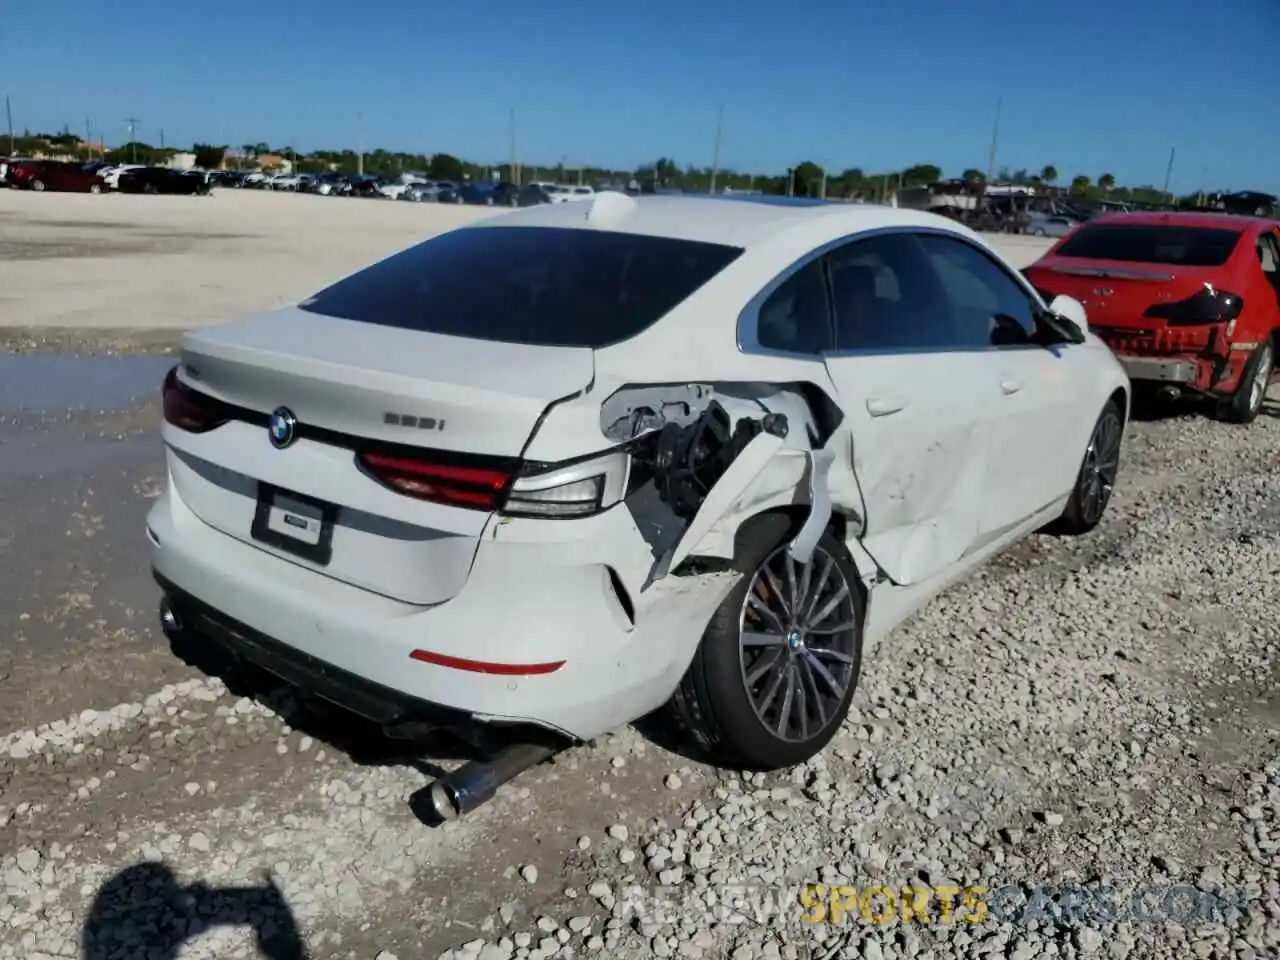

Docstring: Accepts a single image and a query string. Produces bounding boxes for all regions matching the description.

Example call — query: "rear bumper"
[146,475,737,742]
[1119,356,1199,384]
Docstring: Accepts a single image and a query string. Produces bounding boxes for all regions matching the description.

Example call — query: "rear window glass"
[298,226,744,347]
[1056,224,1242,266]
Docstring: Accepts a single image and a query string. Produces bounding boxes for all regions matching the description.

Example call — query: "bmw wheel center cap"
[268,407,298,449]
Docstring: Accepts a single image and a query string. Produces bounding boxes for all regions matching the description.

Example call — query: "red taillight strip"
[409,649,566,675]
[358,452,509,490]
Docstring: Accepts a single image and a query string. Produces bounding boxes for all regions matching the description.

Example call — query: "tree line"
[0,131,1208,206]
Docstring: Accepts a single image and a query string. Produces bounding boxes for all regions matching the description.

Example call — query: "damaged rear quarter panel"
[521,375,869,596]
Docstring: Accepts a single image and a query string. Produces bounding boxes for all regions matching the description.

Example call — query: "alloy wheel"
[737,544,859,744]
[1080,409,1122,525]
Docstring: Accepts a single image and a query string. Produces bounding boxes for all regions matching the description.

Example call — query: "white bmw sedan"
[148,193,1129,817]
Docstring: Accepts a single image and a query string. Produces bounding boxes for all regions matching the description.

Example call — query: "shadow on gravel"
[82,862,308,959]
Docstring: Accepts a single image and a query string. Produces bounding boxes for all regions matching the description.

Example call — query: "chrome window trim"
[736,224,1051,360]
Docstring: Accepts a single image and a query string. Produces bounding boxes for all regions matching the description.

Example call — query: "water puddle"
[0,353,173,413]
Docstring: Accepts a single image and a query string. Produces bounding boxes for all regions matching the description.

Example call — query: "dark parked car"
[7,160,106,193]
[516,183,554,206]
[345,175,385,198]
[209,170,250,188]
[492,181,520,206]
[117,167,212,195]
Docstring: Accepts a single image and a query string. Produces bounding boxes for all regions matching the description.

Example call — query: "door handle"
[1000,378,1023,395]
[866,394,909,417]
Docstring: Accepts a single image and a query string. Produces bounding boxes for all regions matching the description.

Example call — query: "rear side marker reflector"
[409,649,566,675]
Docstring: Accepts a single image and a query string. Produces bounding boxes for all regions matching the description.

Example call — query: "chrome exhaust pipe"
[159,597,185,637]
[1157,385,1181,401]
[426,743,557,820]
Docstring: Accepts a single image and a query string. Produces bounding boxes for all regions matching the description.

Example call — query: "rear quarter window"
[1056,223,1242,267]
[298,226,744,348]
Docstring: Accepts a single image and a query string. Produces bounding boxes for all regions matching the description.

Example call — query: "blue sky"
[7,0,1279,193]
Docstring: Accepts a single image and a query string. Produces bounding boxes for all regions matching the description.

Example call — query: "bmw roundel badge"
[268,407,297,449]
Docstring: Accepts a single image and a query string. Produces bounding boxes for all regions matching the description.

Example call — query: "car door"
[916,232,1088,541]
[821,231,1002,586]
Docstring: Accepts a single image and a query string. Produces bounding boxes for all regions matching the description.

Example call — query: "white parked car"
[376,180,420,200]
[266,173,302,191]
[149,193,1129,819]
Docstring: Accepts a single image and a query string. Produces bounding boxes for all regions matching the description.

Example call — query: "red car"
[7,160,106,193]
[1024,212,1279,423]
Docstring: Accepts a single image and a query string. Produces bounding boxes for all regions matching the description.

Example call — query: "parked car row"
[0,158,213,195]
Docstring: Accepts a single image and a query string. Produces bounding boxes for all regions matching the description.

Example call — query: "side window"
[755,258,832,355]
[916,234,1039,347]
[827,233,959,351]
[1256,233,1279,274]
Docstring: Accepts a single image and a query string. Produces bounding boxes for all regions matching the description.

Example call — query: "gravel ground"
[0,194,1276,960]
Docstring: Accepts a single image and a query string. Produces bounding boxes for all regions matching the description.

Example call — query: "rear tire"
[32,179,45,191]
[667,514,864,770]
[89,183,102,194]
[1217,341,1273,425]
[1054,398,1124,535]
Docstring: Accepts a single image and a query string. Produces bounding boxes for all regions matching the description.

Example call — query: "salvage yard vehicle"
[6,159,106,193]
[148,193,1130,819]
[116,167,212,196]
[1024,211,1280,423]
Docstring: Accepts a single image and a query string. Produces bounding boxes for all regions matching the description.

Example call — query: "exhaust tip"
[428,781,461,821]
[159,598,184,637]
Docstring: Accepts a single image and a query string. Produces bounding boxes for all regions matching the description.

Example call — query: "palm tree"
[1040,165,1058,185]
[1071,174,1092,195]
[1098,173,1116,196]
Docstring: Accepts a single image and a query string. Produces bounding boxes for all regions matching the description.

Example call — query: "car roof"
[467,192,977,248]
[1083,210,1269,234]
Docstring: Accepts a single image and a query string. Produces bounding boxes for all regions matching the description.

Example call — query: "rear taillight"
[357,447,632,518]
[503,450,630,519]
[1143,285,1243,326]
[162,365,231,433]
[357,452,512,510]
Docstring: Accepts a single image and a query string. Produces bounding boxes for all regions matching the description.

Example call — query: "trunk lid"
[180,306,594,455]
[168,308,594,605]
[1025,257,1229,331]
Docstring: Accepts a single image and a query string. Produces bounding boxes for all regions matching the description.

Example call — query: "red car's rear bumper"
[1094,323,1247,395]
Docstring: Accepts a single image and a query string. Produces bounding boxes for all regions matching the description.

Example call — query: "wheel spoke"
[792,668,809,741]
[798,656,828,728]
[746,647,786,687]
[760,566,791,619]
[774,666,797,739]
[747,593,786,633]
[782,554,799,615]
[804,583,850,631]
[809,647,855,665]
[757,657,790,716]
[803,649,847,699]
[742,631,785,647]
[800,554,833,624]
[806,620,858,635]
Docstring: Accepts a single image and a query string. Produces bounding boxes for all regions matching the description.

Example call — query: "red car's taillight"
[161,365,231,433]
[1143,286,1244,326]
[356,452,512,510]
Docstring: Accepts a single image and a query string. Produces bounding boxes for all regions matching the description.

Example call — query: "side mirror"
[1038,295,1088,345]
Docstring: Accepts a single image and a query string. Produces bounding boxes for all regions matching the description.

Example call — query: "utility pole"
[356,111,364,176]
[159,128,165,151]
[984,95,1002,185]
[509,107,518,187]
[820,169,828,200]
[1162,147,1176,203]
[85,119,92,160]
[124,117,140,163]
[708,103,724,195]
[5,96,13,156]
[786,167,795,197]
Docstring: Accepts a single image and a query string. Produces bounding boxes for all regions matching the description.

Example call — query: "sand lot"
[0,188,1056,332]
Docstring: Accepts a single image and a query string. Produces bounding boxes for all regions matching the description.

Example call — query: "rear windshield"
[298,225,745,347]
[1056,223,1242,267]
